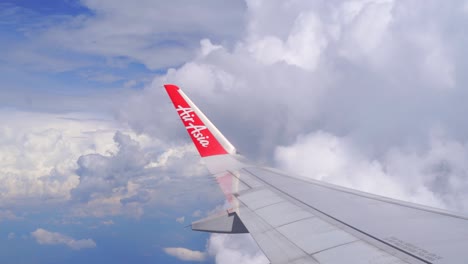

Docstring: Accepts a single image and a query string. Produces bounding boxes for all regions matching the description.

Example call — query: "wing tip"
[164,84,180,91]
[164,83,233,157]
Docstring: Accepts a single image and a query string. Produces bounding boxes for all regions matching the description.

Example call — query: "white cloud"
[101,220,114,225]
[192,210,202,217]
[70,131,149,202]
[207,234,268,264]
[120,1,466,163]
[4,1,246,71]
[0,210,21,222]
[0,111,119,205]
[163,247,206,262]
[176,216,185,224]
[275,130,468,212]
[200,39,223,57]
[248,11,327,71]
[31,228,96,250]
[414,33,455,89]
[0,110,211,219]
[7,232,15,240]
[335,0,395,60]
[69,131,211,218]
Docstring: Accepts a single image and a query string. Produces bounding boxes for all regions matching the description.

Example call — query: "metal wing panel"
[313,241,408,264]
[234,203,317,263]
[194,155,415,263]
[276,217,358,254]
[201,155,452,264]
[255,201,314,227]
[221,166,411,264]
[237,188,284,210]
[245,166,468,264]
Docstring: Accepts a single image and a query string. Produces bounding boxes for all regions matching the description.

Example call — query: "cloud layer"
[274,131,449,208]
[0,109,218,223]
[1,1,246,72]
[0,111,118,205]
[164,247,207,262]
[207,234,268,264]
[120,0,468,210]
[31,228,96,250]
[120,0,468,165]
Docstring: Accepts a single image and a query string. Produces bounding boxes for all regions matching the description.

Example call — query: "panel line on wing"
[252,200,286,211]
[258,167,468,221]
[243,168,429,264]
[310,240,359,256]
[233,200,318,263]
[273,216,316,229]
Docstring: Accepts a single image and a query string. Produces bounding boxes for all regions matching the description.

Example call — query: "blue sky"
[3,0,468,263]
[1,1,151,95]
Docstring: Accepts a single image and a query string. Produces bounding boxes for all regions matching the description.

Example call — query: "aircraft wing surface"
[164,84,468,264]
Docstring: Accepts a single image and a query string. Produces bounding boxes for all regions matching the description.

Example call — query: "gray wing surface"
[164,84,468,264]
[201,155,468,264]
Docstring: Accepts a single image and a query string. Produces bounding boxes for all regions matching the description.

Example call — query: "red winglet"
[164,84,228,157]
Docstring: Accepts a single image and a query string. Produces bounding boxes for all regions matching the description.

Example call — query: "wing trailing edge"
[191,211,248,234]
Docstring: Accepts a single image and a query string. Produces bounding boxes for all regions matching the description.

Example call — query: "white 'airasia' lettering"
[176,105,195,122]
[186,124,210,147]
[176,105,210,147]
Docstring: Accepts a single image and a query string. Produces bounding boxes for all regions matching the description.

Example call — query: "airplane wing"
[164,84,468,264]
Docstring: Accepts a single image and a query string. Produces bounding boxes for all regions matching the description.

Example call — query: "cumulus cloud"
[163,247,206,262]
[69,129,213,218]
[274,129,468,213]
[248,11,327,71]
[101,220,114,225]
[0,110,118,205]
[0,109,213,219]
[176,216,185,224]
[335,0,394,60]
[0,210,21,222]
[192,210,203,217]
[120,0,468,163]
[71,131,149,202]
[207,234,268,264]
[31,228,96,250]
[275,131,442,207]
[7,232,16,240]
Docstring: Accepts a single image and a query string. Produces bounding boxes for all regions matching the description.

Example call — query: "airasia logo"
[176,105,210,147]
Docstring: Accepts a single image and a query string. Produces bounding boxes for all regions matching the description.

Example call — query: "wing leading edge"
[164,84,468,264]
